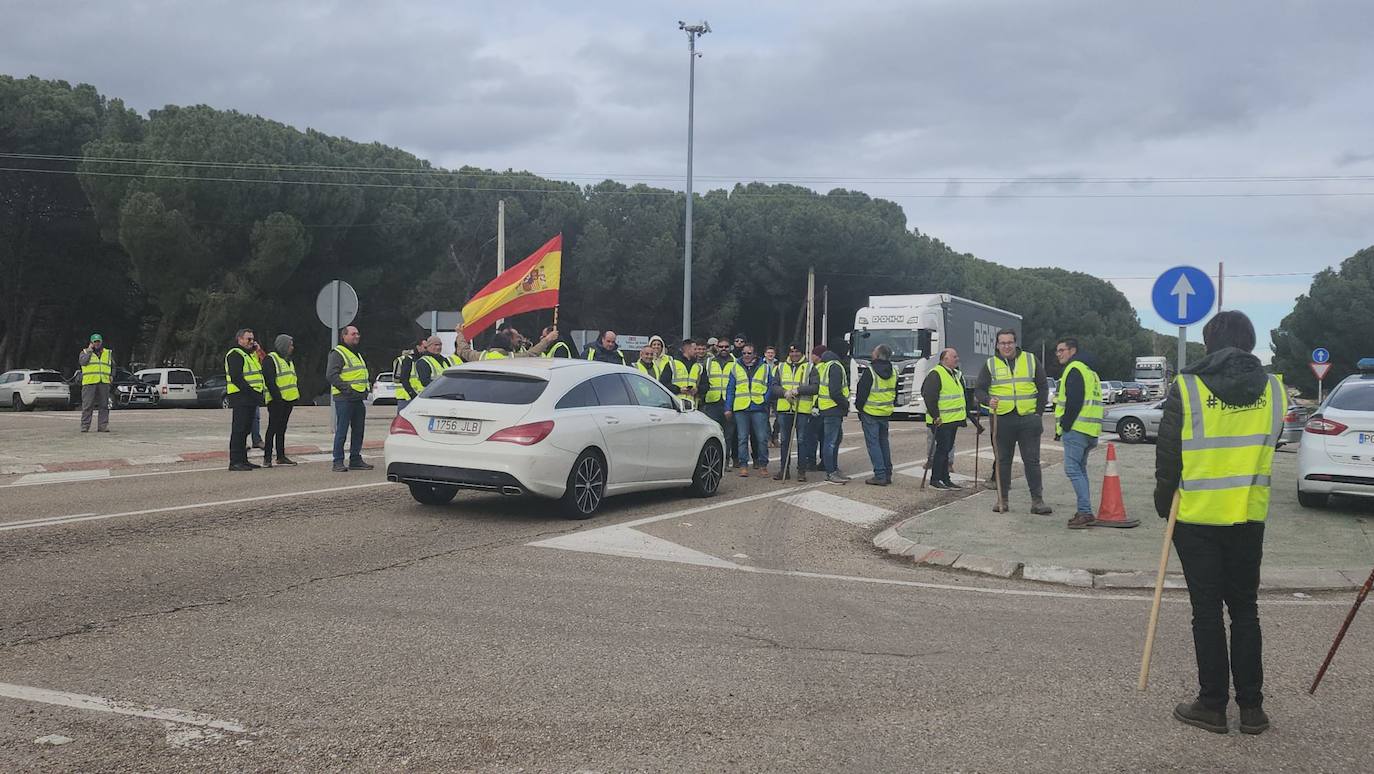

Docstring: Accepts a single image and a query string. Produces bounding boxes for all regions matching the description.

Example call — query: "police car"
[1296,358,1374,508]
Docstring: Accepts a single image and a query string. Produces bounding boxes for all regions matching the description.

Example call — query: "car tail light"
[389,415,418,436]
[1304,416,1347,435]
[489,420,555,446]
[161,386,168,394]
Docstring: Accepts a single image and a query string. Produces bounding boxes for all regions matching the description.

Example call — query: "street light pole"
[679,20,710,340]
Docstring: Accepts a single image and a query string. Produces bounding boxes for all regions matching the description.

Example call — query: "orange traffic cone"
[1093,442,1139,528]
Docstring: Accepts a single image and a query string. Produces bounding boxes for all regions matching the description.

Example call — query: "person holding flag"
[458,233,564,346]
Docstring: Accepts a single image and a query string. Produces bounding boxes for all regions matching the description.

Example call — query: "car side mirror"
[675,395,696,412]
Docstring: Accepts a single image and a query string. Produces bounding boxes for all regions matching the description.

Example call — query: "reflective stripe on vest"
[816,360,849,411]
[927,365,967,424]
[705,358,734,403]
[481,350,510,360]
[987,352,1038,415]
[1177,373,1284,525]
[331,345,369,396]
[732,362,768,411]
[409,355,445,396]
[268,352,300,402]
[81,349,113,385]
[224,348,265,398]
[777,361,813,413]
[543,341,572,358]
[635,359,667,381]
[672,359,702,394]
[862,367,897,417]
[393,354,413,401]
[586,347,626,364]
[1054,360,1104,437]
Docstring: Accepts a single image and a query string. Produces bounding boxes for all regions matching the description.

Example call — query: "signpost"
[316,280,358,430]
[1311,347,1332,402]
[415,311,462,336]
[1151,265,1216,372]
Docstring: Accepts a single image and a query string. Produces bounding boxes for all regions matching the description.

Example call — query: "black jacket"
[854,359,893,414]
[1153,347,1271,518]
[586,344,626,365]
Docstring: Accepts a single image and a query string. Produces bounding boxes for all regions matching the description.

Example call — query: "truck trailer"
[846,294,1022,419]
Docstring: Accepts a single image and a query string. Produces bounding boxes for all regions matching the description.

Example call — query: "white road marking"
[0,681,246,732]
[530,526,737,569]
[14,470,110,485]
[0,453,381,489]
[779,490,895,527]
[0,483,389,533]
[124,455,184,465]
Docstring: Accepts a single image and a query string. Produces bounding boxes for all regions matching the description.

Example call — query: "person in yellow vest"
[700,336,742,470]
[1054,338,1106,528]
[584,329,627,365]
[854,344,897,486]
[259,334,300,468]
[454,327,557,361]
[732,342,773,477]
[393,336,427,412]
[772,344,812,482]
[921,347,980,489]
[225,328,266,471]
[401,336,447,403]
[974,328,1052,514]
[1155,311,1281,736]
[326,324,372,473]
[634,344,676,391]
[542,326,573,358]
[795,344,851,484]
[670,339,707,409]
[77,333,114,433]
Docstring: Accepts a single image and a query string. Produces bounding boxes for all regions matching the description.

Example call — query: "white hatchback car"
[134,367,200,407]
[368,372,398,406]
[0,369,71,411]
[1297,360,1374,508]
[384,359,726,518]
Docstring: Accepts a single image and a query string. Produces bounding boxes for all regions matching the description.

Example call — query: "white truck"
[846,294,1022,420]
[1133,355,1172,400]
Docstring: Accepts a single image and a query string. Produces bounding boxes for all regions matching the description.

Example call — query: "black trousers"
[229,404,256,465]
[930,422,959,484]
[993,411,1044,499]
[265,401,294,460]
[1172,521,1265,710]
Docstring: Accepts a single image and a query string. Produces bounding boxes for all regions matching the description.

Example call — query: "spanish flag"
[461,234,562,336]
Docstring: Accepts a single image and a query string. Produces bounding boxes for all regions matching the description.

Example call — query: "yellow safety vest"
[816,360,849,412]
[331,345,369,396]
[81,349,113,385]
[927,365,967,425]
[732,362,769,411]
[634,359,668,381]
[393,353,414,401]
[862,366,898,417]
[1055,359,1104,437]
[543,341,572,358]
[586,347,626,365]
[448,354,464,368]
[672,358,703,395]
[268,352,299,402]
[705,357,736,404]
[481,350,510,360]
[777,360,813,413]
[987,352,1039,416]
[408,355,444,396]
[224,347,265,399]
[1177,373,1284,525]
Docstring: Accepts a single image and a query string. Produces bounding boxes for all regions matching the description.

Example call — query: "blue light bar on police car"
[1357,358,1374,372]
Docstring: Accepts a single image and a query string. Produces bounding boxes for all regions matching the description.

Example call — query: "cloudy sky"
[6,0,1373,361]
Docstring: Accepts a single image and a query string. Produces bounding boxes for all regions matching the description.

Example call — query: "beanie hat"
[812,345,828,357]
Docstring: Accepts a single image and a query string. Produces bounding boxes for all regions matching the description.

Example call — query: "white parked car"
[1102,380,1125,404]
[384,359,726,518]
[0,369,71,411]
[134,367,200,407]
[369,372,397,406]
[1297,360,1374,508]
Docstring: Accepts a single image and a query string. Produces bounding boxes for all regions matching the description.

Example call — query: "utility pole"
[821,284,829,346]
[805,266,815,354]
[495,199,506,330]
[679,20,710,340]
[1217,260,1224,310]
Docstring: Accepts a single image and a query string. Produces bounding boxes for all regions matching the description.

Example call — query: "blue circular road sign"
[1312,347,1330,364]
[1151,265,1215,326]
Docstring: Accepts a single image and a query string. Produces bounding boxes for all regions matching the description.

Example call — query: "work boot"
[773,470,786,481]
[1030,498,1054,515]
[865,476,890,486]
[276,456,298,466]
[1239,706,1270,735]
[349,460,375,471]
[262,454,273,468]
[739,467,750,478]
[826,471,849,484]
[1066,512,1096,529]
[943,481,963,490]
[755,466,770,477]
[244,461,261,469]
[332,463,348,473]
[797,470,807,483]
[929,480,950,490]
[1173,701,1228,734]
[228,463,254,472]
[991,501,1008,513]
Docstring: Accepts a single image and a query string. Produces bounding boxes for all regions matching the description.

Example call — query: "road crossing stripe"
[0,681,246,732]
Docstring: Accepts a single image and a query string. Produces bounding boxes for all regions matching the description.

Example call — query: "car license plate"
[1359,433,1374,444]
[429,417,481,435]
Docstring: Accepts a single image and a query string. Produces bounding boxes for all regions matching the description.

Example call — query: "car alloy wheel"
[220,395,230,409]
[11,393,27,412]
[562,450,606,519]
[690,440,724,497]
[1117,417,1146,443]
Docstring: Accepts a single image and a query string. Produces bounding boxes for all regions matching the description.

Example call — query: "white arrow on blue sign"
[1151,265,1215,326]
[1312,347,1330,364]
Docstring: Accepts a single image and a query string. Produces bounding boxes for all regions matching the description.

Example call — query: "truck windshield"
[851,330,926,360]
[1134,364,1164,379]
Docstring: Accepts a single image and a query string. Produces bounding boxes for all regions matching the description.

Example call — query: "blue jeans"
[1062,429,1098,514]
[736,410,770,468]
[860,413,892,480]
[333,399,367,465]
[778,411,809,472]
[800,412,820,470]
[821,414,843,474]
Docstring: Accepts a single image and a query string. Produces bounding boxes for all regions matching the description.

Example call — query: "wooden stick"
[1309,565,1374,694]
[552,305,559,327]
[991,410,1004,509]
[974,421,981,484]
[1139,490,1182,692]
[920,422,934,490]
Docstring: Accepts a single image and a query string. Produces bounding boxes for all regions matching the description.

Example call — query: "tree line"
[5,74,1337,399]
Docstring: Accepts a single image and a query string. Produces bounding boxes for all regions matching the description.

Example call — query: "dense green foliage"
[3,75,1257,396]
[1271,246,1374,396]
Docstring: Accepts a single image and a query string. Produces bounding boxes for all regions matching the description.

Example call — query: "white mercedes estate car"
[1297,359,1374,508]
[384,359,726,518]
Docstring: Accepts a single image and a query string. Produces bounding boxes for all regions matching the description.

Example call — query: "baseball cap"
[89,333,103,342]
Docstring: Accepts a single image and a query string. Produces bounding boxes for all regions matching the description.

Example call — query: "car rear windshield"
[168,370,195,384]
[28,371,64,383]
[424,372,548,404]
[1328,382,1374,412]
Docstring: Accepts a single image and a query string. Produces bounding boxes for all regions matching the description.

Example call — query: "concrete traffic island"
[875,440,1374,590]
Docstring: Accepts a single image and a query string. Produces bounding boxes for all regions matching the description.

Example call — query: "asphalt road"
[2,415,1372,772]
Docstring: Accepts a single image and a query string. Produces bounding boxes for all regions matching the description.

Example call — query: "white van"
[134,367,199,407]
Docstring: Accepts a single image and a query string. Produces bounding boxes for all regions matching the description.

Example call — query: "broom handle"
[1139,490,1181,691]
[1309,565,1374,694]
